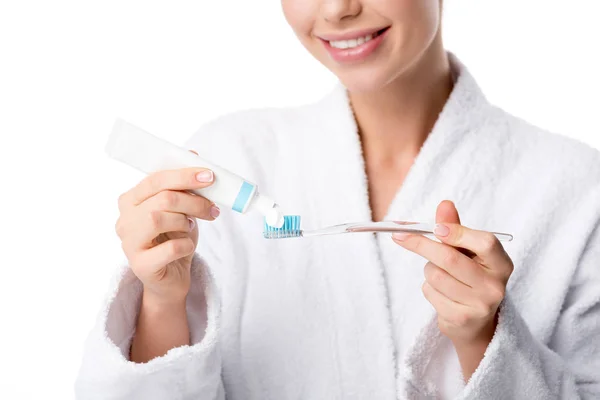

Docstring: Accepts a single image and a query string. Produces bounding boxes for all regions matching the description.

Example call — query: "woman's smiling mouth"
[318,27,390,63]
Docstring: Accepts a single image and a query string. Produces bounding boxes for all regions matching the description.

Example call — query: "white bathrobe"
[75,54,600,399]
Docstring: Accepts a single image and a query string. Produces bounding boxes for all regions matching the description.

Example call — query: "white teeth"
[329,33,375,49]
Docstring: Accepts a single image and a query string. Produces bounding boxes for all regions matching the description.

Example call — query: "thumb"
[435,200,476,257]
[435,200,461,225]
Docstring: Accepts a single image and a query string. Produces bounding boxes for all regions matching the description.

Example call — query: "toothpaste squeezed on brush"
[105,118,285,228]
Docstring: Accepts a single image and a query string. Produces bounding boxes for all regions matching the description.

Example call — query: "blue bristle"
[263,215,302,239]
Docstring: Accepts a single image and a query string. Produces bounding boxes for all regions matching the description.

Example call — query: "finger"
[120,167,215,208]
[434,201,476,257]
[144,190,220,221]
[393,233,483,287]
[436,200,461,225]
[424,262,473,304]
[422,281,471,324]
[433,223,511,272]
[132,210,194,248]
[132,237,196,274]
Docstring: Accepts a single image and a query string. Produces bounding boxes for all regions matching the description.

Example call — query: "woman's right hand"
[115,164,220,306]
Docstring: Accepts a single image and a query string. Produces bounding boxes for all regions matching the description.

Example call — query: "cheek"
[417,0,442,34]
[384,0,440,41]
[281,0,316,40]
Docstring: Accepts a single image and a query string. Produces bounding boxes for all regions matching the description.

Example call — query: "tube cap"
[248,193,284,228]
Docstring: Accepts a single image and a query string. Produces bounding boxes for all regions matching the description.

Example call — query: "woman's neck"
[349,43,453,166]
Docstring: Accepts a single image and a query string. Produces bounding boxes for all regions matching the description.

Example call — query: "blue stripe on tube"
[232,181,255,213]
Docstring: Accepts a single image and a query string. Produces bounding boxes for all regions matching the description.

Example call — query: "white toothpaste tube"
[105,118,285,228]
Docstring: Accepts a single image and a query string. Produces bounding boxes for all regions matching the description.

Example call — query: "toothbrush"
[264,216,513,242]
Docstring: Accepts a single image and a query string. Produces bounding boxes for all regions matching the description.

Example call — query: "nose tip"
[321,0,361,23]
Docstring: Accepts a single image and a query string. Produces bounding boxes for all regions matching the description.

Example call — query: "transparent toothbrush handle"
[345,221,513,242]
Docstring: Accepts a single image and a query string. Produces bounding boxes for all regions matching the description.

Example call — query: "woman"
[76,1,600,399]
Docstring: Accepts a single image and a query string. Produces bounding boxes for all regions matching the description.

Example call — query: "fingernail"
[434,224,450,237]
[188,217,196,230]
[392,232,411,242]
[210,205,220,219]
[196,170,214,183]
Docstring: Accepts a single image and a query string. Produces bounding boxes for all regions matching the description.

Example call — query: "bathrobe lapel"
[295,82,399,398]
[312,54,497,398]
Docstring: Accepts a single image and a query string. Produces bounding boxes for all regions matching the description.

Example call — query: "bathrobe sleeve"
[74,252,224,400]
[458,221,600,400]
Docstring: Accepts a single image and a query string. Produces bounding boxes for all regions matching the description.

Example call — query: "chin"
[319,45,420,94]
[334,65,400,94]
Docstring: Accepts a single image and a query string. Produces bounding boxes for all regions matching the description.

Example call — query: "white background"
[1,1,599,398]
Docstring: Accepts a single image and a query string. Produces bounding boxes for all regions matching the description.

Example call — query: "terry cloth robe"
[75,53,600,400]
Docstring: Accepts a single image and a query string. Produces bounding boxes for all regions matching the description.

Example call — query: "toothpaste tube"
[105,118,285,227]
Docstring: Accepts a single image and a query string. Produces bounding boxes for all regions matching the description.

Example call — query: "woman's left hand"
[392,200,514,348]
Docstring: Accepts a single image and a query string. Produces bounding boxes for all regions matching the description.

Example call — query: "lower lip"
[321,28,389,64]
